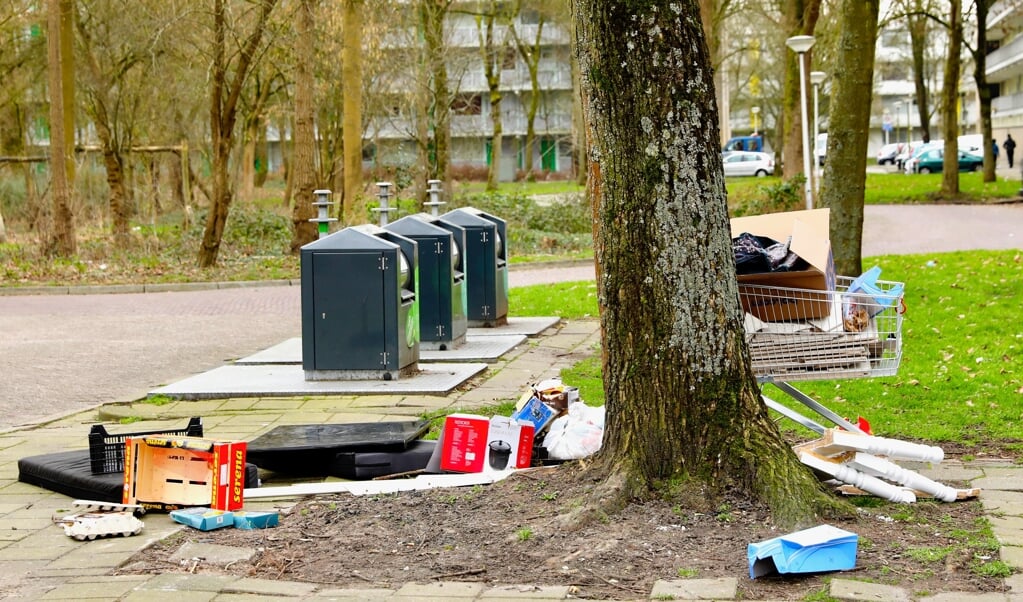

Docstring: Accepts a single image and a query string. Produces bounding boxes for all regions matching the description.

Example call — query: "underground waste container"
[439,207,508,327]
[385,214,468,350]
[300,225,419,380]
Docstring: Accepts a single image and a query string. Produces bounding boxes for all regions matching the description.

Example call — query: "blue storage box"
[233,510,280,530]
[170,507,234,531]
[748,524,858,579]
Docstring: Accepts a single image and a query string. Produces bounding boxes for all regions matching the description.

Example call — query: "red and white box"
[439,414,534,473]
[123,436,247,512]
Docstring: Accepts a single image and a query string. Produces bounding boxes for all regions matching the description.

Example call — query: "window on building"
[502,47,518,70]
[520,9,540,24]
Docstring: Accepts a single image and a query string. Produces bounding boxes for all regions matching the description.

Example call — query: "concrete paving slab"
[149,363,488,399]
[649,577,738,600]
[237,334,527,365]
[468,316,561,337]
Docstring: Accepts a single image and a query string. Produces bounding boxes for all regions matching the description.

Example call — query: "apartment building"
[368,6,576,181]
[987,1,1023,139]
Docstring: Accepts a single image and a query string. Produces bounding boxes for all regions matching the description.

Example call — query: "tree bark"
[46,0,77,257]
[574,0,841,529]
[290,0,320,253]
[819,0,879,277]
[940,0,962,196]
[342,0,365,224]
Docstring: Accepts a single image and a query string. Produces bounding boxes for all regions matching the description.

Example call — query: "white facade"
[367,5,576,181]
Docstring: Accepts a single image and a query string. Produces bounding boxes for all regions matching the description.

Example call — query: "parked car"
[901,141,942,173]
[722,151,774,177]
[895,140,940,171]
[723,135,766,153]
[876,143,902,165]
[911,148,984,174]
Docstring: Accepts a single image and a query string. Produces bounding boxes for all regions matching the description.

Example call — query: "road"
[0,203,1019,431]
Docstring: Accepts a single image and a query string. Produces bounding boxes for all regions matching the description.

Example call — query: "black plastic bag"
[733,232,807,275]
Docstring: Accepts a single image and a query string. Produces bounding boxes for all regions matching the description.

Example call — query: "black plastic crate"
[87,417,203,474]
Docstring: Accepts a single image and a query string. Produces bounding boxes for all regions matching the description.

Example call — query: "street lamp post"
[810,71,826,195]
[786,35,816,210]
[751,106,760,136]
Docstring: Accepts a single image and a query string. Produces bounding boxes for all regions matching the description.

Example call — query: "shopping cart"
[742,275,906,434]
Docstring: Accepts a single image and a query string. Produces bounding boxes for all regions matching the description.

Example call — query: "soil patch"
[118,462,1009,600]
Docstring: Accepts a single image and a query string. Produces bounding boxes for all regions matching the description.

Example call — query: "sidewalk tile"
[650,577,737,600]
[311,587,396,600]
[829,578,910,601]
[479,584,570,599]
[393,581,485,598]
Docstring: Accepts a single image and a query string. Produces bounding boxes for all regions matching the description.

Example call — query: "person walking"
[1004,134,1016,169]
[992,139,999,166]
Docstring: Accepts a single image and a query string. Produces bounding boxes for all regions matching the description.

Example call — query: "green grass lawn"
[511,249,1023,455]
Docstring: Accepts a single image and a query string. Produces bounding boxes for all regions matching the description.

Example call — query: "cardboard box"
[233,510,280,530]
[123,436,247,512]
[731,209,836,321]
[170,507,235,531]
[439,414,534,473]
[512,396,560,435]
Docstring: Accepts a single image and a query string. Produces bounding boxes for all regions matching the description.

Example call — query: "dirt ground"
[118,459,1010,601]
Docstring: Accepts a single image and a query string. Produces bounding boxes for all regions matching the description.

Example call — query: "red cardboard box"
[440,414,534,473]
[123,436,247,512]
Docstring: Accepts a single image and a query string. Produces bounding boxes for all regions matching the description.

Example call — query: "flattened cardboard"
[731,209,836,321]
[170,507,235,531]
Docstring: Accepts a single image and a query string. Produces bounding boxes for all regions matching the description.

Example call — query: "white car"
[723,151,775,177]
[876,143,902,165]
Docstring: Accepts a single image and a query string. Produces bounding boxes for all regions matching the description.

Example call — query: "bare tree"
[969,0,996,182]
[940,0,963,195]
[573,0,842,526]
[476,0,510,190]
[290,0,319,253]
[341,0,365,224]
[45,0,76,257]
[819,0,880,277]
[198,0,279,268]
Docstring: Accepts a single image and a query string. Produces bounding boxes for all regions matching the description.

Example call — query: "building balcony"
[993,91,1023,117]
[367,112,573,141]
[986,35,1023,83]
[988,1,1023,41]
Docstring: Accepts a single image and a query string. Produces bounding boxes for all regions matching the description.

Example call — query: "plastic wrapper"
[542,402,605,461]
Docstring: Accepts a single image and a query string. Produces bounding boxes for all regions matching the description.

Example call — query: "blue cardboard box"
[511,396,559,434]
[170,507,235,531]
[748,524,858,579]
[233,510,280,530]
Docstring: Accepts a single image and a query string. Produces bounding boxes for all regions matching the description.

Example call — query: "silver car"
[723,151,775,177]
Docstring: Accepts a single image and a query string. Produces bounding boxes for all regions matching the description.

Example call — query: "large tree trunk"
[941,0,963,196]
[198,0,277,268]
[290,0,319,253]
[573,0,841,528]
[819,0,879,277]
[46,0,77,257]
[342,0,364,224]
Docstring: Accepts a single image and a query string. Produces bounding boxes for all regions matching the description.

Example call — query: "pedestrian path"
[1,319,1022,600]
